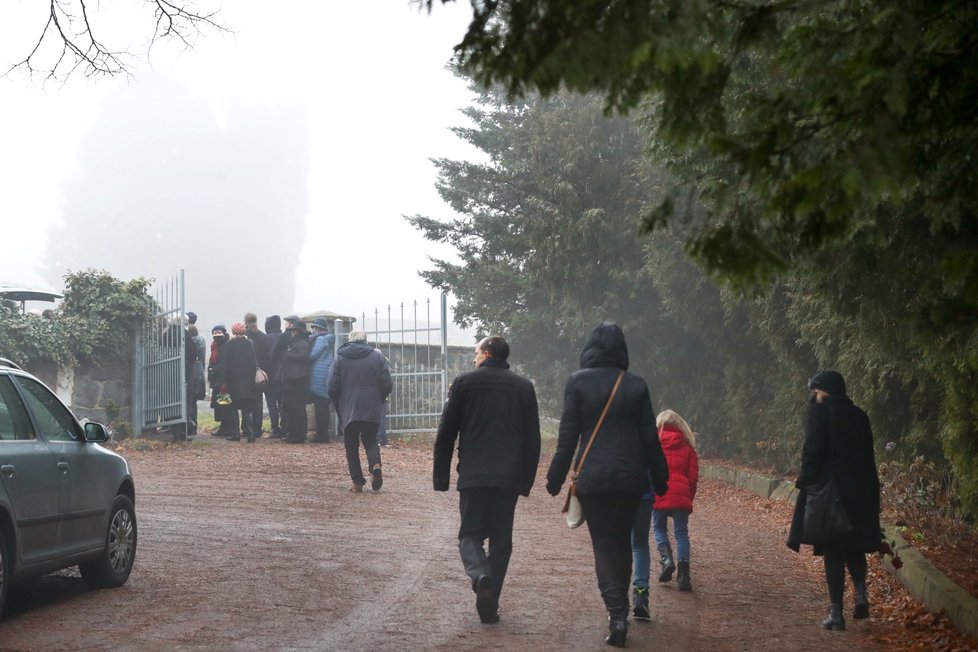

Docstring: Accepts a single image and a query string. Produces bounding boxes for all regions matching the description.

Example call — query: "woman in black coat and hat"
[787,370,882,631]
[546,322,669,647]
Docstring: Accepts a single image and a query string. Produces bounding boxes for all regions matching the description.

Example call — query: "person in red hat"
[213,322,261,442]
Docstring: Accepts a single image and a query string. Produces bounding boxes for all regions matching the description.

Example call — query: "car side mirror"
[84,422,110,443]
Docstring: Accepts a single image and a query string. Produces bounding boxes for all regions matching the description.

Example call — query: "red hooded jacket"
[652,424,699,512]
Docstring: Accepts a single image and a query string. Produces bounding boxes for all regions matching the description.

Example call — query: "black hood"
[579,322,629,370]
[808,370,847,396]
[265,315,282,333]
[337,341,375,359]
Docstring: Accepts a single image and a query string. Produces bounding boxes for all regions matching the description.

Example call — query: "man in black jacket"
[264,315,285,437]
[433,336,541,624]
[277,319,312,444]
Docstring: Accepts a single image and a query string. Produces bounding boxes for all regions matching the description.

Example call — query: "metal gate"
[351,292,454,434]
[132,270,187,437]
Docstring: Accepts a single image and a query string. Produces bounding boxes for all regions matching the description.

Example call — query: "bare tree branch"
[5,0,226,84]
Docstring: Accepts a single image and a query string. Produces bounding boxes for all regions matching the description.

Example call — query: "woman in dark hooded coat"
[787,370,882,631]
[546,322,669,648]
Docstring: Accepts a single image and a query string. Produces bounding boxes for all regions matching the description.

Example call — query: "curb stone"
[702,463,978,641]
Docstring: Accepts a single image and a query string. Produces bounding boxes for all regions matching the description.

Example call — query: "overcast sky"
[0,1,479,338]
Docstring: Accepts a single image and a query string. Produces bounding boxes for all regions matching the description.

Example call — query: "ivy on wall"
[0,269,155,369]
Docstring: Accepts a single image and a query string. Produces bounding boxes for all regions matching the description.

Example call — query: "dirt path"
[0,438,886,651]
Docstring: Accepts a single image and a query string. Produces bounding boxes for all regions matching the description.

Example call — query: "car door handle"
[1,464,13,477]
[58,461,69,472]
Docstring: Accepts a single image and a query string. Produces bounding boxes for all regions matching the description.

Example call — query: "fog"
[45,77,308,328]
[0,1,479,339]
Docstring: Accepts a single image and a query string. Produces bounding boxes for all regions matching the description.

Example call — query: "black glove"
[546,481,562,497]
[433,479,449,492]
[654,481,669,497]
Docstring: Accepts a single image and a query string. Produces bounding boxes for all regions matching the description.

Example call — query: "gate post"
[440,291,448,402]
[131,327,143,436]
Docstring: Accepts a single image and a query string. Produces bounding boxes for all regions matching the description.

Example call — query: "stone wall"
[57,359,132,425]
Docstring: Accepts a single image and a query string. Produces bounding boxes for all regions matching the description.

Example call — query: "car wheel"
[80,495,137,589]
[0,527,8,618]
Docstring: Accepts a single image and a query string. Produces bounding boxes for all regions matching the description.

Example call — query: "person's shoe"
[349,483,364,493]
[370,464,383,491]
[474,575,497,623]
[481,611,500,624]
[632,586,651,621]
[246,436,255,443]
[821,603,846,630]
[269,430,285,439]
[677,560,693,592]
[605,615,628,647]
[285,437,305,444]
[658,543,676,582]
[225,435,241,442]
[853,582,870,619]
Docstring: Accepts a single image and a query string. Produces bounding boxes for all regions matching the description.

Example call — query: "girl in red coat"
[652,409,699,591]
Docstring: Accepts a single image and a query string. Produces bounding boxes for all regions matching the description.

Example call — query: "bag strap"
[249,339,261,371]
[572,370,625,479]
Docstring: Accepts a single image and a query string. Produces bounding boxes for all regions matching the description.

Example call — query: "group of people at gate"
[179,311,393,492]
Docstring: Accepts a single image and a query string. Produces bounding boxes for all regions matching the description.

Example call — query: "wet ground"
[0,436,888,651]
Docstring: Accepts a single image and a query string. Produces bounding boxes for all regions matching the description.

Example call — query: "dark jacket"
[188,334,207,400]
[547,323,669,497]
[245,327,271,372]
[278,331,313,391]
[787,394,882,554]
[265,322,284,393]
[214,336,259,403]
[327,341,393,429]
[433,358,541,496]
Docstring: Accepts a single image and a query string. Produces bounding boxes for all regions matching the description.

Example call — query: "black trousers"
[312,395,333,441]
[824,546,868,604]
[239,398,262,437]
[344,421,381,485]
[281,389,308,441]
[579,492,642,619]
[458,488,520,604]
[265,390,282,432]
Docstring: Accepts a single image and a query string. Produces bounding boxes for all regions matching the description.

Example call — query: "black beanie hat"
[265,315,281,331]
[808,370,847,395]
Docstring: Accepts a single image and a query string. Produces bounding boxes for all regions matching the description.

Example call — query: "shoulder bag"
[252,344,269,391]
[562,370,625,528]
[800,469,853,545]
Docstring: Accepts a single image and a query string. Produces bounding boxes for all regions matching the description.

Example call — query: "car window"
[0,375,36,441]
[14,376,82,442]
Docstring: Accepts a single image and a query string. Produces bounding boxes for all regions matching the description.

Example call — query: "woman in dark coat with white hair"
[788,370,882,632]
[546,322,669,648]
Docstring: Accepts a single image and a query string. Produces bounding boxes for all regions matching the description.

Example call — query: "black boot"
[657,544,676,582]
[853,581,869,619]
[677,560,692,592]
[632,586,650,621]
[821,603,846,630]
[605,614,628,647]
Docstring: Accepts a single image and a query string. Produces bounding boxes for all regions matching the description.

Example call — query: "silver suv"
[0,358,136,617]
